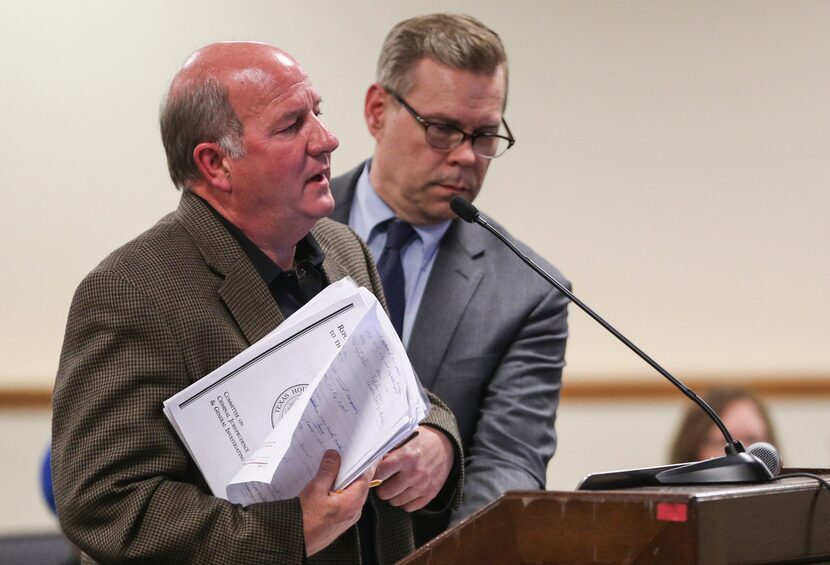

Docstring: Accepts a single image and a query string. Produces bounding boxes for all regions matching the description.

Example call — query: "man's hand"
[372,425,454,512]
[299,450,371,556]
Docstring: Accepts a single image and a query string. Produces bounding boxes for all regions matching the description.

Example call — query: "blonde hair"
[376,13,508,99]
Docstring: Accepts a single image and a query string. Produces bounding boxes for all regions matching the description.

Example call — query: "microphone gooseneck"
[450,196,740,452]
[449,195,778,490]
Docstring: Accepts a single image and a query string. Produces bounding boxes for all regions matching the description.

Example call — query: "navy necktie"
[376,220,415,337]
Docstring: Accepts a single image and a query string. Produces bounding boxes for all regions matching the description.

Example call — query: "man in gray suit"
[52,41,461,564]
[330,14,570,543]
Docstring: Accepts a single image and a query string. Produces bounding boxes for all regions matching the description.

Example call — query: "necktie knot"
[383,220,415,252]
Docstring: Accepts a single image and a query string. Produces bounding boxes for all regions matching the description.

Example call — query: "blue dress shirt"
[347,162,451,347]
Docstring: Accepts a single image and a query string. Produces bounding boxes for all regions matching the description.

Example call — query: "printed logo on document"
[271,384,308,427]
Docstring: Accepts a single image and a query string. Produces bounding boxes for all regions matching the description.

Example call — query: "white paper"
[163,278,429,505]
[226,300,427,505]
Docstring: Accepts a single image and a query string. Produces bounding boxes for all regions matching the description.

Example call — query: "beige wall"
[0,0,830,386]
[2,0,829,388]
[1,0,828,535]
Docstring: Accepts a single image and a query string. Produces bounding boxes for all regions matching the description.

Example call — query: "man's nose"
[446,137,477,166]
[309,117,339,154]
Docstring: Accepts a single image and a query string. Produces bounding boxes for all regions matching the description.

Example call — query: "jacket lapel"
[218,264,285,345]
[329,163,363,223]
[330,163,487,390]
[407,220,485,390]
[177,192,285,345]
[319,248,352,286]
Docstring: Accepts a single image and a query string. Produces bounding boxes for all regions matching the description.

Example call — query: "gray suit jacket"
[330,164,569,529]
[52,191,462,564]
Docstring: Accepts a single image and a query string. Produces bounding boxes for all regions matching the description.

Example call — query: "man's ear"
[364,83,388,140]
[193,142,232,192]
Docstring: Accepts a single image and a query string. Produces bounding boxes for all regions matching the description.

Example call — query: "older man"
[51,42,461,564]
[329,14,570,543]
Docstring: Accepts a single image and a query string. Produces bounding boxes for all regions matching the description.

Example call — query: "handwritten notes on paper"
[163,278,429,505]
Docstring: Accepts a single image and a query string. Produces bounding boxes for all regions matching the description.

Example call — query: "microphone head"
[747,441,782,476]
[450,196,479,223]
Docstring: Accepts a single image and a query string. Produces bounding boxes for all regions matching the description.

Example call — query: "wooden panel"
[692,476,830,563]
[402,490,698,565]
[2,373,830,408]
[513,493,696,564]
[0,388,52,409]
[407,497,523,564]
[401,472,830,565]
[561,375,830,400]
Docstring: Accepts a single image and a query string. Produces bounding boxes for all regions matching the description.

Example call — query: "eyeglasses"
[388,91,515,159]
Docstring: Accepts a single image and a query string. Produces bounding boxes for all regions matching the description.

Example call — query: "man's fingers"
[374,475,410,501]
[313,450,341,492]
[365,460,381,481]
[383,485,421,509]
[372,426,453,512]
[401,496,428,513]
[333,465,373,499]
[300,451,370,557]
[374,451,404,482]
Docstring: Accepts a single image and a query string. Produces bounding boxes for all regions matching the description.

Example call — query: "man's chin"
[308,191,336,220]
[420,204,458,225]
[436,192,475,220]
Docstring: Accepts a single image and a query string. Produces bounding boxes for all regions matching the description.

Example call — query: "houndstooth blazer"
[52,191,462,564]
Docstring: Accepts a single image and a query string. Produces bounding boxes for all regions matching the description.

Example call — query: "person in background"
[669,386,780,464]
[51,41,462,565]
[329,13,570,544]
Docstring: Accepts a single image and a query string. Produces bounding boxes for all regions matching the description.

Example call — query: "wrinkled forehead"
[228,51,313,117]
[227,64,314,121]
[230,65,307,97]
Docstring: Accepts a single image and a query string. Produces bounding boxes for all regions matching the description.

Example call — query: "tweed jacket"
[330,163,569,534]
[52,191,462,564]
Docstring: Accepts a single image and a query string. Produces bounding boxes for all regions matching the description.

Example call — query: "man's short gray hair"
[376,13,508,98]
[159,76,245,190]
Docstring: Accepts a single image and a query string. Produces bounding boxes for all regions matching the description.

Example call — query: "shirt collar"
[351,161,452,261]
[200,195,325,286]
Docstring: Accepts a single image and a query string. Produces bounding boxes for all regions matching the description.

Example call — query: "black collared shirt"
[209,204,327,318]
[204,199,378,564]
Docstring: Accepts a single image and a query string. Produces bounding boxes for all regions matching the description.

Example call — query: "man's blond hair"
[376,13,508,100]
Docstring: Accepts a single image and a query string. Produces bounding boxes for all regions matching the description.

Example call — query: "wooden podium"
[399,470,830,564]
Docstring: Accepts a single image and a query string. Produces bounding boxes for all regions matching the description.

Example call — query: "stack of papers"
[163,278,430,506]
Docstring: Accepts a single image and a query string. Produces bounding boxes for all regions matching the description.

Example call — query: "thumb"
[312,449,341,492]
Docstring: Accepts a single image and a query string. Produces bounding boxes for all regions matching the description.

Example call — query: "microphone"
[748,441,782,476]
[449,196,479,223]
[450,196,776,489]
